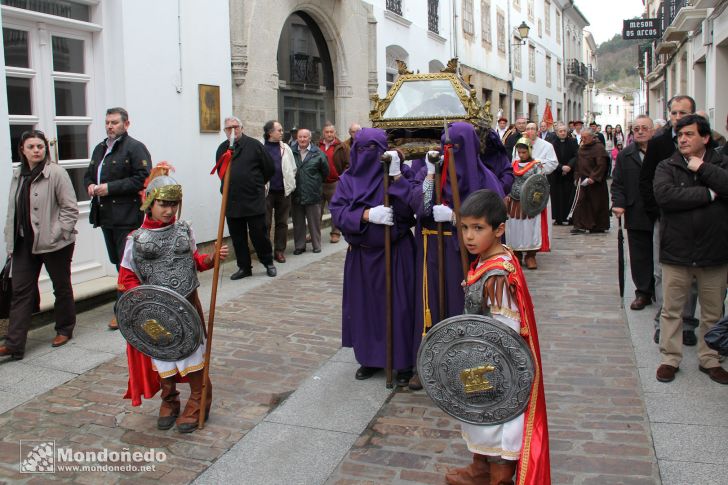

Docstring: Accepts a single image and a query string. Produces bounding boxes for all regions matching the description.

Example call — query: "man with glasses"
[639,96,703,345]
[215,116,276,279]
[84,107,150,330]
[612,115,655,311]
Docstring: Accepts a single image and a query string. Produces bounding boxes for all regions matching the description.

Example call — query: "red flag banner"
[542,103,554,128]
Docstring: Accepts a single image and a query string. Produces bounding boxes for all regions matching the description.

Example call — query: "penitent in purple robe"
[480,127,514,194]
[411,122,505,354]
[330,128,417,370]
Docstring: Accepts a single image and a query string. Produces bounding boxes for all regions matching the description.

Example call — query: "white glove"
[433,204,454,223]
[426,151,440,175]
[368,205,394,226]
[385,151,401,177]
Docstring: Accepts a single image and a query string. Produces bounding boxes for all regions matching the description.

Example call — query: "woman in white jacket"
[262,120,296,263]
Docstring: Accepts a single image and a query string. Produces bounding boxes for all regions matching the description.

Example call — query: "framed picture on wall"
[199,84,221,133]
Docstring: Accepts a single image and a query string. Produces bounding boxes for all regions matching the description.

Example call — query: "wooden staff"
[381,152,394,389]
[428,150,445,323]
[199,140,234,429]
[443,120,469,279]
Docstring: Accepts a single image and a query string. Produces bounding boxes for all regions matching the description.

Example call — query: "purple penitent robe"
[411,122,505,356]
[330,128,417,370]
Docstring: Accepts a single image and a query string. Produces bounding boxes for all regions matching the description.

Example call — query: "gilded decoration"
[370,58,493,159]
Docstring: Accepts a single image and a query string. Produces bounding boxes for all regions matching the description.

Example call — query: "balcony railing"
[428,0,439,34]
[566,59,588,81]
[386,0,403,16]
[290,54,320,85]
[660,0,691,33]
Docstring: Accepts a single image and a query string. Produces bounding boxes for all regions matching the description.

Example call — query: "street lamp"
[512,21,530,46]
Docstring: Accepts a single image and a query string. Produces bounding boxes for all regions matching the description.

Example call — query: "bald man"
[333,122,361,176]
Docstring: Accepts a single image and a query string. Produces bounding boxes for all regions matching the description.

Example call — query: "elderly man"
[318,122,343,243]
[292,129,329,254]
[653,114,728,385]
[639,95,701,345]
[611,115,655,310]
[84,107,150,330]
[333,122,361,176]
[216,116,276,279]
[571,127,610,234]
[504,116,528,155]
[548,123,579,225]
[539,121,555,142]
[263,120,296,264]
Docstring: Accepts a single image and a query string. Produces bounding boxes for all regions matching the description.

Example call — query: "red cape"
[467,251,551,485]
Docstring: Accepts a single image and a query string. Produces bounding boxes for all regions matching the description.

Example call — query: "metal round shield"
[520,173,550,218]
[417,314,535,425]
[116,285,203,362]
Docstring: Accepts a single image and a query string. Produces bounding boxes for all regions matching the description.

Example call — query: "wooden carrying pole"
[199,149,233,429]
[429,151,446,323]
[381,153,394,389]
[443,121,470,279]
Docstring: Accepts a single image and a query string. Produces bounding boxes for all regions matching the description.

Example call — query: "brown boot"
[445,454,490,485]
[524,251,537,270]
[176,371,212,433]
[489,460,517,485]
[157,378,180,430]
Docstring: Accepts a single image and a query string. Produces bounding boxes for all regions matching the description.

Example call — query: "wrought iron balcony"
[566,59,588,81]
[387,0,403,16]
[290,54,320,85]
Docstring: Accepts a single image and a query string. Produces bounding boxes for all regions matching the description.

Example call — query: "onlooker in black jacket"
[638,95,700,344]
[216,116,276,280]
[611,115,655,311]
[503,116,527,156]
[653,114,728,385]
[84,107,150,329]
[548,123,578,225]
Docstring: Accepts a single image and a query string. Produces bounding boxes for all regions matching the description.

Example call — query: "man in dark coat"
[653,114,728,385]
[291,128,329,254]
[216,116,276,280]
[638,95,701,345]
[332,122,361,176]
[503,116,527,156]
[611,115,655,311]
[84,107,150,329]
[548,123,578,225]
[571,128,610,234]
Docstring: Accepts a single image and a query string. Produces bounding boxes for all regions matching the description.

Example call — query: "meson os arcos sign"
[622,18,661,40]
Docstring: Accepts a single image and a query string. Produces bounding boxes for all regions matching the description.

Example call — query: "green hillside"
[595,32,644,91]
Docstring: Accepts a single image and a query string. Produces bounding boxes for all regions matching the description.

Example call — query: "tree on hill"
[594,32,644,91]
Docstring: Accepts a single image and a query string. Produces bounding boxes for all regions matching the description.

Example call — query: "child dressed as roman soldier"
[445,189,550,485]
[117,163,228,433]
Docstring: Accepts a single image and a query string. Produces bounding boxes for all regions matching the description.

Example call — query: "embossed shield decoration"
[417,314,535,425]
[521,173,551,217]
[520,173,550,218]
[116,285,203,362]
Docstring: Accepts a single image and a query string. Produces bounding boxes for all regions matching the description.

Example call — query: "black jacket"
[84,133,151,228]
[216,134,274,219]
[504,129,523,156]
[292,144,329,206]
[549,136,578,176]
[639,125,676,222]
[612,142,652,231]
[654,149,728,267]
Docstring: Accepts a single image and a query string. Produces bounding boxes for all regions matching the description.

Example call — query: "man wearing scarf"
[329,128,417,384]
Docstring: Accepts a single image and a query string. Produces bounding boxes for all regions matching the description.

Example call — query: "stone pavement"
[0,223,726,484]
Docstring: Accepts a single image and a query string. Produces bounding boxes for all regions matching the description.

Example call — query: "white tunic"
[120,222,206,378]
[507,139,558,251]
[460,255,523,460]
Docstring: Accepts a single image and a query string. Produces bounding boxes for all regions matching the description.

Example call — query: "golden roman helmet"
[140,162,182,211]
[514,136,533,158]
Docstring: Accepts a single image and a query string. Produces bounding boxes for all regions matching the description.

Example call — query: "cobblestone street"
[0,224,726,484]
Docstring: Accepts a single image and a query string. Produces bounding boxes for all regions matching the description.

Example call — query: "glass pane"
[9,124,35,164]
[56,125,88,160]
[383,79,467,118]
[64,167,90,202]
[3,28,29,68]
[1,0,90,21]
[52,36,84,73]
[7,77,32,115]
[54,80,86,116]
